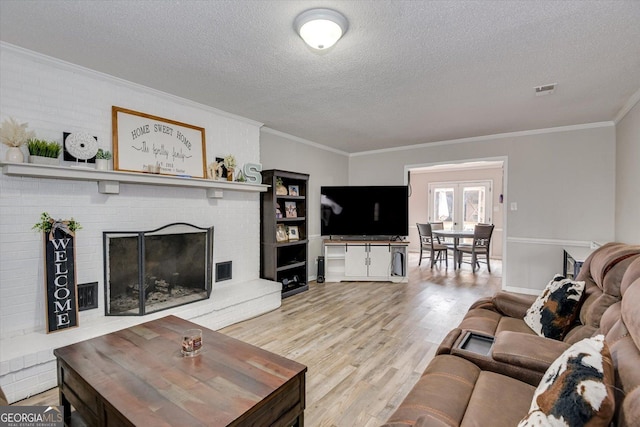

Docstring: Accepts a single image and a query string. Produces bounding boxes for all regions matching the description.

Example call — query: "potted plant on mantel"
[27,138,62,166]
[0,117,35,163]
[96,148,112,170]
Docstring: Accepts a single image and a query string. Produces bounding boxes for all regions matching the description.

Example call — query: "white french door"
[428,181,492,231]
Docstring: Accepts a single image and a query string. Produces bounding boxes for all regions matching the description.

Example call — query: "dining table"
[432,229,475,269]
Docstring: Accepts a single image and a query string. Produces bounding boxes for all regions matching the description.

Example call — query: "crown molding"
[613,87,640,124]
[350,121,614,157]
[261,127,349,156]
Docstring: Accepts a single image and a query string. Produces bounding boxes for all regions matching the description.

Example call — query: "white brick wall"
[0,43,278,403]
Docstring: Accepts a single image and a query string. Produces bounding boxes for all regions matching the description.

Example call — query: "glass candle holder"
[181,329,202,356]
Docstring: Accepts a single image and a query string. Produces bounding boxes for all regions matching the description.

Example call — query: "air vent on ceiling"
[534,83,557,96]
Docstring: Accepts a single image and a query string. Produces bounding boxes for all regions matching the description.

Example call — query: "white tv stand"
[323,239,409,283]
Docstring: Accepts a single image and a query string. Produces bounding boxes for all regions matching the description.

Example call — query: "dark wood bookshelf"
[260,169,309,298]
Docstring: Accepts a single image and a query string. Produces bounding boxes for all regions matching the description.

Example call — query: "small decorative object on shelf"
[223,155,236,181]
[275,177,288,195]
[96,148,112,170]
[214,157,227,180]
[235,169,246,182]
[285,201,298,218]
[288,185,299,196]
[1,117,35,163]
[242,162,263,183]
[27,138,62,166]
[207,160,223,180]
[143,163,161,174]
[64,132,98,167]
[276,224,288,242]
[287,226,300,241]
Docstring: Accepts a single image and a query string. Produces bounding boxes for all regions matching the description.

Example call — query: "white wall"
[0,44,269,402]
[615,96,640,243]
[349,125,616,293]
[260,128,349,279]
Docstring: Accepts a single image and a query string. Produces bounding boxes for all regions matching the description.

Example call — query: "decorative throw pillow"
[524,274,585,340]
[518,335,615,427]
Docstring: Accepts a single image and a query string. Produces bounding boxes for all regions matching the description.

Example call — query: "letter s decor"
[243,162,263,184]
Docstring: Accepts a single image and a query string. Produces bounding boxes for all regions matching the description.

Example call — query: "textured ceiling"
[1,1,639,153]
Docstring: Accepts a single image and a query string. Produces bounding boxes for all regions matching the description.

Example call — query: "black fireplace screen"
[104,223,213,316]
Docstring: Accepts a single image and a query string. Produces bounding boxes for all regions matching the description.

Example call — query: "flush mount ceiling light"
[294,8,348,50]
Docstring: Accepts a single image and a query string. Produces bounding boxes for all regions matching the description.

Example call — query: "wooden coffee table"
[54,315,307,426]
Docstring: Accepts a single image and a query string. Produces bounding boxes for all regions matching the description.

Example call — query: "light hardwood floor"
[14,253,501,426]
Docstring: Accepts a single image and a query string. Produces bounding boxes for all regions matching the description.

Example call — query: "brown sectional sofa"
[383,243,640,426]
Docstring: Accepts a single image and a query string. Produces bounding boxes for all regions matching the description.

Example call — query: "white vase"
[96,159,109,170]
[5,146,24,163]
[29,155,59,166]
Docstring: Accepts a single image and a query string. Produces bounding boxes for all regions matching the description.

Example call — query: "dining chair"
[456,223,494,273]
[416,223,448,268]
[429,221,444,239]
[430,221,456,260]
[430,221,456,246]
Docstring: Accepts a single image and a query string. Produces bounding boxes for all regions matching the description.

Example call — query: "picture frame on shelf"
[285,201,297,218]
[288,185,299,196]
[276,224,288,243]
[287,226,300,241]
[215,157,228,180]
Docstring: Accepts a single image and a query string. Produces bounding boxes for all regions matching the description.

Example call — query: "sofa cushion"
[383,355,480,426]
[463,371,535,427]
[495,317,536,336]
[491,291,538,318]
[523,274,585,340]
[518,335,615,427]
[458,308,501,335]
[382,355,535,427]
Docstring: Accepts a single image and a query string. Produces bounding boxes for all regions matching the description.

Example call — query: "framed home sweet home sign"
[112,106,207,178]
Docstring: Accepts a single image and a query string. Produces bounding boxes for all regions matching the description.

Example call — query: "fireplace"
[103,223,213,316]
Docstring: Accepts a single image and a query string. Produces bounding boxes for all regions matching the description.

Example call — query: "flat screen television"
[320,186,409,237]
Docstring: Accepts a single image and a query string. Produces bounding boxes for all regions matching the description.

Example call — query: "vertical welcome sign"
[44,225,79,333]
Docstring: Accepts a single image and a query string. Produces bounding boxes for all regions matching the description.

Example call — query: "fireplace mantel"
[1,162,268,198]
